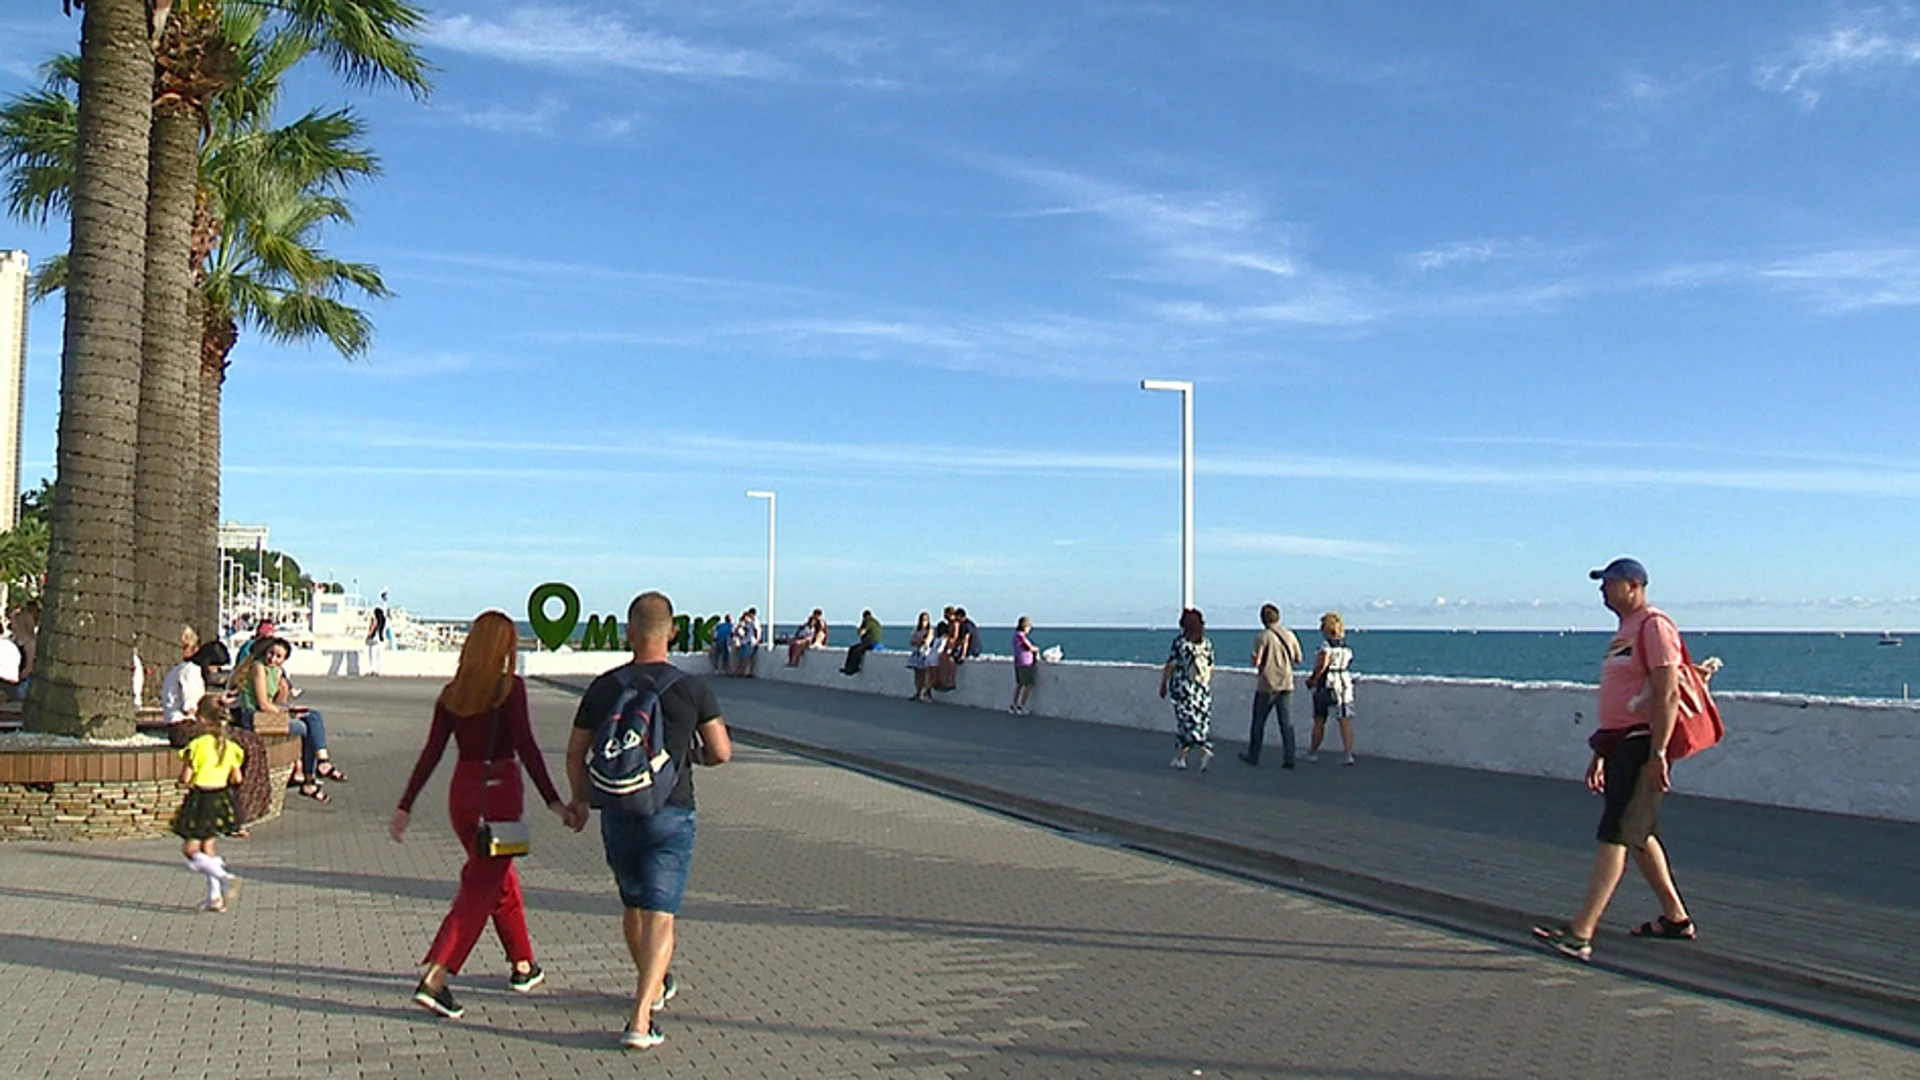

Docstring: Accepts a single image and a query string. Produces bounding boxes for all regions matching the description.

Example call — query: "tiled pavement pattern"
[0,677,1910,1079]
[653,674,1920,1028]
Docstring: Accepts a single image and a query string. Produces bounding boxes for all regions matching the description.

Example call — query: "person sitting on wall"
[788,609,829,666]
[841,610,884,675]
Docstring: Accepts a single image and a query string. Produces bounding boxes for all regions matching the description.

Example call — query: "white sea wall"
[282,646,627,678]
[672,646,1920,824]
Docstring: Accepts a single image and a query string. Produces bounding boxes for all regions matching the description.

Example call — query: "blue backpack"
[587,665,685,815]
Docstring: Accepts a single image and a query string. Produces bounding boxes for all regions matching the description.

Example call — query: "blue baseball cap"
[1588,557,1648,585]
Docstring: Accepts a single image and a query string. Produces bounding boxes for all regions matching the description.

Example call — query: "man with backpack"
[565,591,733,1051]
[1534,558,1710,962]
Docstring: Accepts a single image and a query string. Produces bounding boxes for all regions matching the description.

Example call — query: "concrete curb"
[529,675,1920,1049]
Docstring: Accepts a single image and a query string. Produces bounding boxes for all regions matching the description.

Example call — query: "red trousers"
[422,761,532,974]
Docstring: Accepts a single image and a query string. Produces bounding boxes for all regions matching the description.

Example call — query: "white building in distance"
[0,251,26,532]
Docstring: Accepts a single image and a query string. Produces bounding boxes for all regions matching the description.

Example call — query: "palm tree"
[23,0,154,736]
[4,1,425,731]
[163,0,427,642]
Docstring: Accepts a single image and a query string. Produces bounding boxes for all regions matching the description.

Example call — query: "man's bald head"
[627,591,675,646]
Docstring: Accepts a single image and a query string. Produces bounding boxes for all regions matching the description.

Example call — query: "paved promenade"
[0,676,1912,1079]
[645,673,1920,1040]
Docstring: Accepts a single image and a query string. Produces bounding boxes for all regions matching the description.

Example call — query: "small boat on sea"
[1878,631,1903,647]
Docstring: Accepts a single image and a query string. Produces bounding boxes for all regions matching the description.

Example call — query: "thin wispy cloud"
[331,429,1920,499]
[428,7,791,79]
[1406,240,1504,273]
[1756,4,1920,107]
[445,96,567,134]
[1203,528,1404,563]
[1649,244,1920,312]
[989,160,1301,284]
[386,249,837,302]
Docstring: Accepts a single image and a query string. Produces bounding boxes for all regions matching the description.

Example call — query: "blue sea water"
[510,620,1920,701]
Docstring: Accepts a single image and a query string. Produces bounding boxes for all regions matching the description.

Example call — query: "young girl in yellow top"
[174,695,245,912]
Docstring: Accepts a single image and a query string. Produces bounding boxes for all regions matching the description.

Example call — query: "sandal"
[296,781,330,804]
[314,762,349,783]
[1631,915,1696,940]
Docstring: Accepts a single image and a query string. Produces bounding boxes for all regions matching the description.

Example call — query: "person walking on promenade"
[733,608,761,678]
[566,592,733,1050]
[173,695,246,912]
[841,610,884,675]
[711,614,733,674]
[1533,558,1699,962]
[1160,608,1216,771]
[1009,617,1041,714]
[907,612,936,701]
[1241,603,1304,767]
[367,596,390,676]
[392,611,577,1019]
[1305,612,1356,765]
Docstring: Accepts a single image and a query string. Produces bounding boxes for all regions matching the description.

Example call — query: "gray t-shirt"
[1254,626,1303,693]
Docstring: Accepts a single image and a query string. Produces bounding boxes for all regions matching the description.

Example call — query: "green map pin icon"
[528,583,581,651]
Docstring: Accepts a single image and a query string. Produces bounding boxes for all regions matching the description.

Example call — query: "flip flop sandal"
[1631,915,1696,939]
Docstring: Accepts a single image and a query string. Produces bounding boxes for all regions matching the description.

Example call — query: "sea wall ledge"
[662,648,1920,825]
[279,645,1916,822]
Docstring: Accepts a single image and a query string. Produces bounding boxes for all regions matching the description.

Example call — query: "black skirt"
[172,788,240,840]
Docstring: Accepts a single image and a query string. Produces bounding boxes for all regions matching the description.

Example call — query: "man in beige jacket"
[1240,603,1304,768]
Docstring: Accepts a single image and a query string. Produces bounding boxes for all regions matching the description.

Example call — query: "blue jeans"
[233,707,327,778]
[1247,690,1295,764]
[601,806,697,914]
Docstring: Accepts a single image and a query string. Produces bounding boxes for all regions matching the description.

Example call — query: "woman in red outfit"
[390,610,581,1019]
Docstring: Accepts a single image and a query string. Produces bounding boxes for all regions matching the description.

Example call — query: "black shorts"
[1596,735,1663,848]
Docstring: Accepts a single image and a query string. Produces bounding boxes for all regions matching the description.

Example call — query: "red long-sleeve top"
[397,676,563,813]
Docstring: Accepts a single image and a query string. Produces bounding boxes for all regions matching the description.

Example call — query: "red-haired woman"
[390,610,580,1019]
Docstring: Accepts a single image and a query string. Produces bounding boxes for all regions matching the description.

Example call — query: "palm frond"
[0,79,79,226]
[28,253,68,300]
[230,0,433,98]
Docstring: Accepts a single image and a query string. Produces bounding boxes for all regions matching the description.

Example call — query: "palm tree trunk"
[28,0,153,738]
[194,318,232,641]
[134,101,198,674]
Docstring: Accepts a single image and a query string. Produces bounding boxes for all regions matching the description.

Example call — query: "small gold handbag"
[476,818,530,858]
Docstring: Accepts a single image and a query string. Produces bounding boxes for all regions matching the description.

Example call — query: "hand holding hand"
[389,808,409,842]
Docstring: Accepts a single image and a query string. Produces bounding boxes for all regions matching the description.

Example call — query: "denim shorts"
[600,806,697,914]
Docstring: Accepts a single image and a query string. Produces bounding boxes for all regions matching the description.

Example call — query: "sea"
[513,620,1920,702]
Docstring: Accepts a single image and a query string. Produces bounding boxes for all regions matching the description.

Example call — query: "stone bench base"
[0,737,302,841]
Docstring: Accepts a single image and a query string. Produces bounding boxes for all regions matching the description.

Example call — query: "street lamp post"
[1140,379,1195,611]
[745,490,776,645]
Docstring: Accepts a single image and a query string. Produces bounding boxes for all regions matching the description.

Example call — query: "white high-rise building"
[0,250,26,533]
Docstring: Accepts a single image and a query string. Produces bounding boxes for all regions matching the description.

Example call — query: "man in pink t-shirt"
[1533,558,1697,962]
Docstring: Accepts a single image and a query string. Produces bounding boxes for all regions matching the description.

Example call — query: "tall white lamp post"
[1140,379,1194,611]
[746,490,776,644]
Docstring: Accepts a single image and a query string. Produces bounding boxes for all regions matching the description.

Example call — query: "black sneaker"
[413,980,464,1019]
[1281,759,1296,769]
[509,963,545,993]
[1237,752,1259,766]
[651,971,678,1010]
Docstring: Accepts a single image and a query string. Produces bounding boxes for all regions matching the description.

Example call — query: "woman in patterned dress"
[1159,608,1216,771]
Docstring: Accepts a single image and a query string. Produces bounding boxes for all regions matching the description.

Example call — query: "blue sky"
[5,1,1920,630]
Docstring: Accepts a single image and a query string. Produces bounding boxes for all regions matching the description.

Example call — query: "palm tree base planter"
[0,735,299,841]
